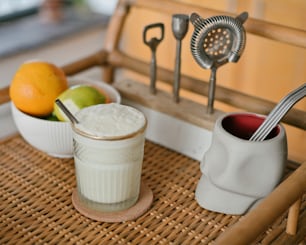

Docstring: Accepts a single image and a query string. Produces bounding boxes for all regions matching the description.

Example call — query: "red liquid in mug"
[222,114,280,140]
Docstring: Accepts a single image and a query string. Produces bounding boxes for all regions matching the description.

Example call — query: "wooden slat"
[108,50,306,130]
[1,48,305,131]
[102,0,131,83]
[129,0,306,49]
[61,50,108,76]
[113,79,223,130]
[0,87,10,105]
[215,162,306,245]
[286,198,302,235]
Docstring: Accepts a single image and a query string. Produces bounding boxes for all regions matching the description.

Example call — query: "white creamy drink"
[72,103,147,212]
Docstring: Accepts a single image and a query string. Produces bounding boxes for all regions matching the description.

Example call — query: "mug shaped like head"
[195,112,287,215]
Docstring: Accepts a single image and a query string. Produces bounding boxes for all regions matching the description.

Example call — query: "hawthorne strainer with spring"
[190,12,248,113]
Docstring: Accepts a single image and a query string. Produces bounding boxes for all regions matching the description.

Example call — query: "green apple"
[53,85,107,121]
[45,114,59,121]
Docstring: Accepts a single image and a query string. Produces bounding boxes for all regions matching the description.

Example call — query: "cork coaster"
[72,182,153,222]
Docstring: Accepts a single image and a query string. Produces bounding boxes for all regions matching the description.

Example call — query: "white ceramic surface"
[11,78,121,158]
[195,112,287,215]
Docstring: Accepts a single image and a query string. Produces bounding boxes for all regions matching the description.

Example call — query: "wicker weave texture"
[0,136,304,244]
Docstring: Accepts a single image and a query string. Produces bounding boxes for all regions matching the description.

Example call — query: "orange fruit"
[10,61,68,117]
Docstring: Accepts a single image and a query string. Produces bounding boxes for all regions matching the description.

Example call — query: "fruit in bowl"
[11,78,121,158]
[53,84,110,121]
[10,61,121,158]
[10,61,69,117]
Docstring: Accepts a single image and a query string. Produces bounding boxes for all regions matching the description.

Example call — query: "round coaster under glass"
[72,182,153,222]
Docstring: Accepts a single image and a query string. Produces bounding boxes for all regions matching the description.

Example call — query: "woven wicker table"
[0,135,304,244]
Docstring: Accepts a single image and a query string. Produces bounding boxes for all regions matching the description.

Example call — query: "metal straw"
[55,99,79,124]
[250,83,306,141]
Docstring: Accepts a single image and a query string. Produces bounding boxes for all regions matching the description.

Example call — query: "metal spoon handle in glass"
[249,83,306,141]
[55,99,79,124]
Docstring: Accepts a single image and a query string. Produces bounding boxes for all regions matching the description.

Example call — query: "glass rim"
[72,118,147,141]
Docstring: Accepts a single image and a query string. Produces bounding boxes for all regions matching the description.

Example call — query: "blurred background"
[0,0,305,162]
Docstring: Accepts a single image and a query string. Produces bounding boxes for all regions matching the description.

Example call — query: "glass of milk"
[72,103,147,212]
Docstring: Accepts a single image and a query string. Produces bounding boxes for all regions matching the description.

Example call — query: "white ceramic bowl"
[11,78,121,158]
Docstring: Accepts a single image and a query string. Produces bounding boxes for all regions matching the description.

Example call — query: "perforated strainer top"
[203,28,233,60]
[190,12,248,69]
[190,12,248,113]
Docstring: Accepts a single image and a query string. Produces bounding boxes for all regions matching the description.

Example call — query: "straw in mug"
[249,83,305,141]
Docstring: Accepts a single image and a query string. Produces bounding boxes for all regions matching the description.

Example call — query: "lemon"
[53,85,107,121]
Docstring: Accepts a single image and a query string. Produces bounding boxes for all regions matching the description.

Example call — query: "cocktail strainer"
[190,12,248,113]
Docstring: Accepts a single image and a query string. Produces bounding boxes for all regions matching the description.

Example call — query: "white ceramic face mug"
[195,112,287,215]
[72,103,147,213]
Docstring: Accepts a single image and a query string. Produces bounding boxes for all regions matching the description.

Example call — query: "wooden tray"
[0,0,305,243]
[0,135,305,244]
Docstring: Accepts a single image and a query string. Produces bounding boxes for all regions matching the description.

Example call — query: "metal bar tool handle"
[172,14,189,103]
[143,23,165,94]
